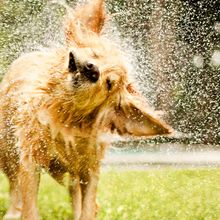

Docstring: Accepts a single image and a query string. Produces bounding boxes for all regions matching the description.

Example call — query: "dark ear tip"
[69,51,74,58]
[68,51,77,72]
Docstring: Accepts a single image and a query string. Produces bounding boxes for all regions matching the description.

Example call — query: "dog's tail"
[65,0,106,46]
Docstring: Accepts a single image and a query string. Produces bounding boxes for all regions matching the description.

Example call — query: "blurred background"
[0,0,220,167]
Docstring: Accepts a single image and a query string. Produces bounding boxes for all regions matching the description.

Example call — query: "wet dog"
[0,0,172,219]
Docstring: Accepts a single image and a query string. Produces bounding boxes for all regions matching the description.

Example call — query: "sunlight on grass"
[98,169,220,220]
[0,168,220,220]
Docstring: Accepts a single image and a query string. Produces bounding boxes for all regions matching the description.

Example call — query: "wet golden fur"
[0,0,172,219]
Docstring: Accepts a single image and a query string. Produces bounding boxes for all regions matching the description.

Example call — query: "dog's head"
[46,0,172,137]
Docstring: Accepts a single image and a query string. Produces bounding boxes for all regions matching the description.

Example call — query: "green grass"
[0,168,220,220]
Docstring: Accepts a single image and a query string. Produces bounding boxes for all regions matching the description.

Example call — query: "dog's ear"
[109,84,173,137]
[65,0,105,46]
[68,52,77,72]
[74,0,105,34]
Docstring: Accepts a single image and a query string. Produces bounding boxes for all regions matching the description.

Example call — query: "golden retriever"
[0,0,172,219]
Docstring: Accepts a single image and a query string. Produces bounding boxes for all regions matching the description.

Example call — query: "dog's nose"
[83,62,100,82]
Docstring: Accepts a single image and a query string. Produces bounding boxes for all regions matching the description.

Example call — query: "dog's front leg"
[3,175,22,220]
[80,171,99,220]
[69,176,82,220]
[19,155,40,220]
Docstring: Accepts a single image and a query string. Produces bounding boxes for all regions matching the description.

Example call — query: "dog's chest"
[47,124,99,169]
[37,109,102,170]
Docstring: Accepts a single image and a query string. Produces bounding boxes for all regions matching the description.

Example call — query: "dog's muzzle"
[83,62,100,82]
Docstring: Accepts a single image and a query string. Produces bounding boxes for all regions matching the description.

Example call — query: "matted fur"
[0,0,173,220]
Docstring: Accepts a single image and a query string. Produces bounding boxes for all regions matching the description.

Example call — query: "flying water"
[0,0,220,160]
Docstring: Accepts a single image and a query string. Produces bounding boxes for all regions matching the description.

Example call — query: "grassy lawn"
[0,168,220,220]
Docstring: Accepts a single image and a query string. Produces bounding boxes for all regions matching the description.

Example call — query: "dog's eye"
[91,49,101,59]
[106,78,112,91]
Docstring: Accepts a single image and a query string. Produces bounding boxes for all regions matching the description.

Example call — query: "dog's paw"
[3,213,21,220]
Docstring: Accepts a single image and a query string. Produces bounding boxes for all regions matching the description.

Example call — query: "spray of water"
[0,0,220,146]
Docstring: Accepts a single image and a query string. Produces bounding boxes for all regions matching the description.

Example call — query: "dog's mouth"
[69,51,100,86]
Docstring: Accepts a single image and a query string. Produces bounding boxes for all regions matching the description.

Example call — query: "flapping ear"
[74,0,105,33]
[65,0,105,46]
[109,84,173,137]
